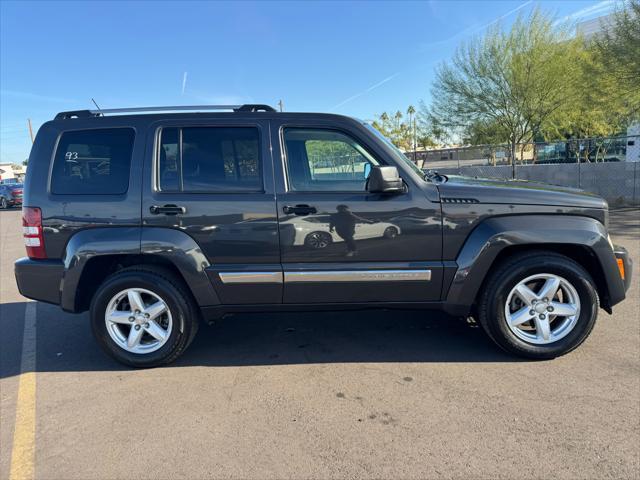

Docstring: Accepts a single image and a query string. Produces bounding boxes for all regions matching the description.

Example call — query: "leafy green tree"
[429,9,582,168]
[372,108,437,152]
[462,119,510,145]
[592,0,640,119]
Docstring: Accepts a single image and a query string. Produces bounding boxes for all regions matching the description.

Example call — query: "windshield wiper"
[424,170,447,184]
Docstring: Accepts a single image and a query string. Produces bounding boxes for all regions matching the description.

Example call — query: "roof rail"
[54,104,277,120]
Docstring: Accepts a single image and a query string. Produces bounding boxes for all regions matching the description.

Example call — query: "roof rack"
[54,104,277,120]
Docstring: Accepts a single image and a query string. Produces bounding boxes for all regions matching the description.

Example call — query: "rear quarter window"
[51,128,135,195]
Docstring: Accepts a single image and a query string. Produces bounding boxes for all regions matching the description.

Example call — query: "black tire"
[90,266,199,368]
[477,251,599,359]
[304,231,332,249]
[383,226,398,238]
[0,197,6,209]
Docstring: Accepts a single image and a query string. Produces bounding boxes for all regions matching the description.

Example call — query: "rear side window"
[51,128,135,195]
[157,127,262,193]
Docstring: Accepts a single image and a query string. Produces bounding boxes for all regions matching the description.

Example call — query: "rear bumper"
[613,244,633,294]
[14,257,63,305]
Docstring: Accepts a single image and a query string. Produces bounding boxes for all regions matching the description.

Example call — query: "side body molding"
[443,215,625,316]
[61,227,142,312]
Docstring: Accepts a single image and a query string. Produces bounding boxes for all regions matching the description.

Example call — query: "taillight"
[22,207,46,259]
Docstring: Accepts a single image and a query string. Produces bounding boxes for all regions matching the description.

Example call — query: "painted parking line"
[9,301,36,480]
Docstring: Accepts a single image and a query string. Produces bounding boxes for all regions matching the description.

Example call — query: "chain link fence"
[412,135,640,205]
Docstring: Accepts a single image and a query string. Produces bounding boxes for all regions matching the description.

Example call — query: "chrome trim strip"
[284,269,431,283]
[219,271,283,284]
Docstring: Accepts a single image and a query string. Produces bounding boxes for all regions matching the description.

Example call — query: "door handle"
[150,204,186,215]
[283,204,317,216]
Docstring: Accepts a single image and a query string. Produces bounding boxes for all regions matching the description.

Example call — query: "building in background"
[0,163,26,182]
[576,13,616,40]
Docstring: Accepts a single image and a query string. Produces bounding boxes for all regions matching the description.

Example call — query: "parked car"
[281,214,400,250]
[0,182,23,208]
[15,104,632,367]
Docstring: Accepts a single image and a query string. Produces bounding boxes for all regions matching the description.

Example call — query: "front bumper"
[14,257,64,305]
[613,244,633,294]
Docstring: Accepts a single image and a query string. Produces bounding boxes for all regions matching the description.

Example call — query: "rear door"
[271,117,443,304]
[142,117,281,304]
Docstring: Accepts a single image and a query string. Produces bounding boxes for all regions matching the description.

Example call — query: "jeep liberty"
[14,104,633,367]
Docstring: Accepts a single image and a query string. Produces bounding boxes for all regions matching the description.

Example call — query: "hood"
[437,175,607,209]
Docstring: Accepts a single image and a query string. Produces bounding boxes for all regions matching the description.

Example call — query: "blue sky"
[1,0,617,162]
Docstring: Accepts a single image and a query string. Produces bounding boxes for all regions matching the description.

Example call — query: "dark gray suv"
[14,104,632,367]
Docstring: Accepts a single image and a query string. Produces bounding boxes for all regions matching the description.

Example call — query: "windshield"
[363,123,425,179]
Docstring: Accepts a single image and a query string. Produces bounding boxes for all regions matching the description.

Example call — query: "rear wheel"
[0,197,6,209]
[304,231,332,249]
[90,267,199,367]
[383,226,399,238]
[478,252,599,359]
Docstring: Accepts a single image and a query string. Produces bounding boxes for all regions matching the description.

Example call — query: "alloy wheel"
[307,232,330,249]
[504,273,581,345]
[104,288,173,354]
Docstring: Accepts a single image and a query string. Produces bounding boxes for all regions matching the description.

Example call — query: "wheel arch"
[443,215,624,316]
[61,227,220,312]
[72,254,206,313]
[474,243,608,312]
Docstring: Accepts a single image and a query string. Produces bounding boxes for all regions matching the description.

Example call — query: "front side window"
[51,128,135,195]
[283,129,379,192]
[157,127,261,193]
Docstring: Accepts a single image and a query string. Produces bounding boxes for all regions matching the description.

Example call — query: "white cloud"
[554,0,616,26]
[329,72,401,111]
[329,1,532,112]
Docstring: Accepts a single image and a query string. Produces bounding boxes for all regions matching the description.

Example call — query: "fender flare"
[60,227,219,312]
[443,215,625,316]
[140,227,219,306]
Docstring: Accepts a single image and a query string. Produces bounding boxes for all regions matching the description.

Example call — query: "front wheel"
[90,266,199,367]
[477,252,599,359]
[0,197,7,209]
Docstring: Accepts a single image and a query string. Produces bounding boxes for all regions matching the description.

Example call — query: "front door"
[271,119,443,304]
[142,118,281,304]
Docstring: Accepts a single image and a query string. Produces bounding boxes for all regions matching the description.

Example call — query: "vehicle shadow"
[0,300,520,379]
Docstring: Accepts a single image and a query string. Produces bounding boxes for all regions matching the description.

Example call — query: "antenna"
[277,99,284,112]
[91,98,102,112]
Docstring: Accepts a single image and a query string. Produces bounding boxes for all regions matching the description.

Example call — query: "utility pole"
[277,99,284,112]
[27,119,34,144]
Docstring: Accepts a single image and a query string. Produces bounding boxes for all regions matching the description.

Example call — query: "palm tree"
[394,111,403,129]
[407,105,417,161]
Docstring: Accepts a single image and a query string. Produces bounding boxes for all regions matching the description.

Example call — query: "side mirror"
[366,166,404,194]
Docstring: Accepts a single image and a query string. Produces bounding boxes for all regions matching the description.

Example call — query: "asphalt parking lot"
[1,207,638,479]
